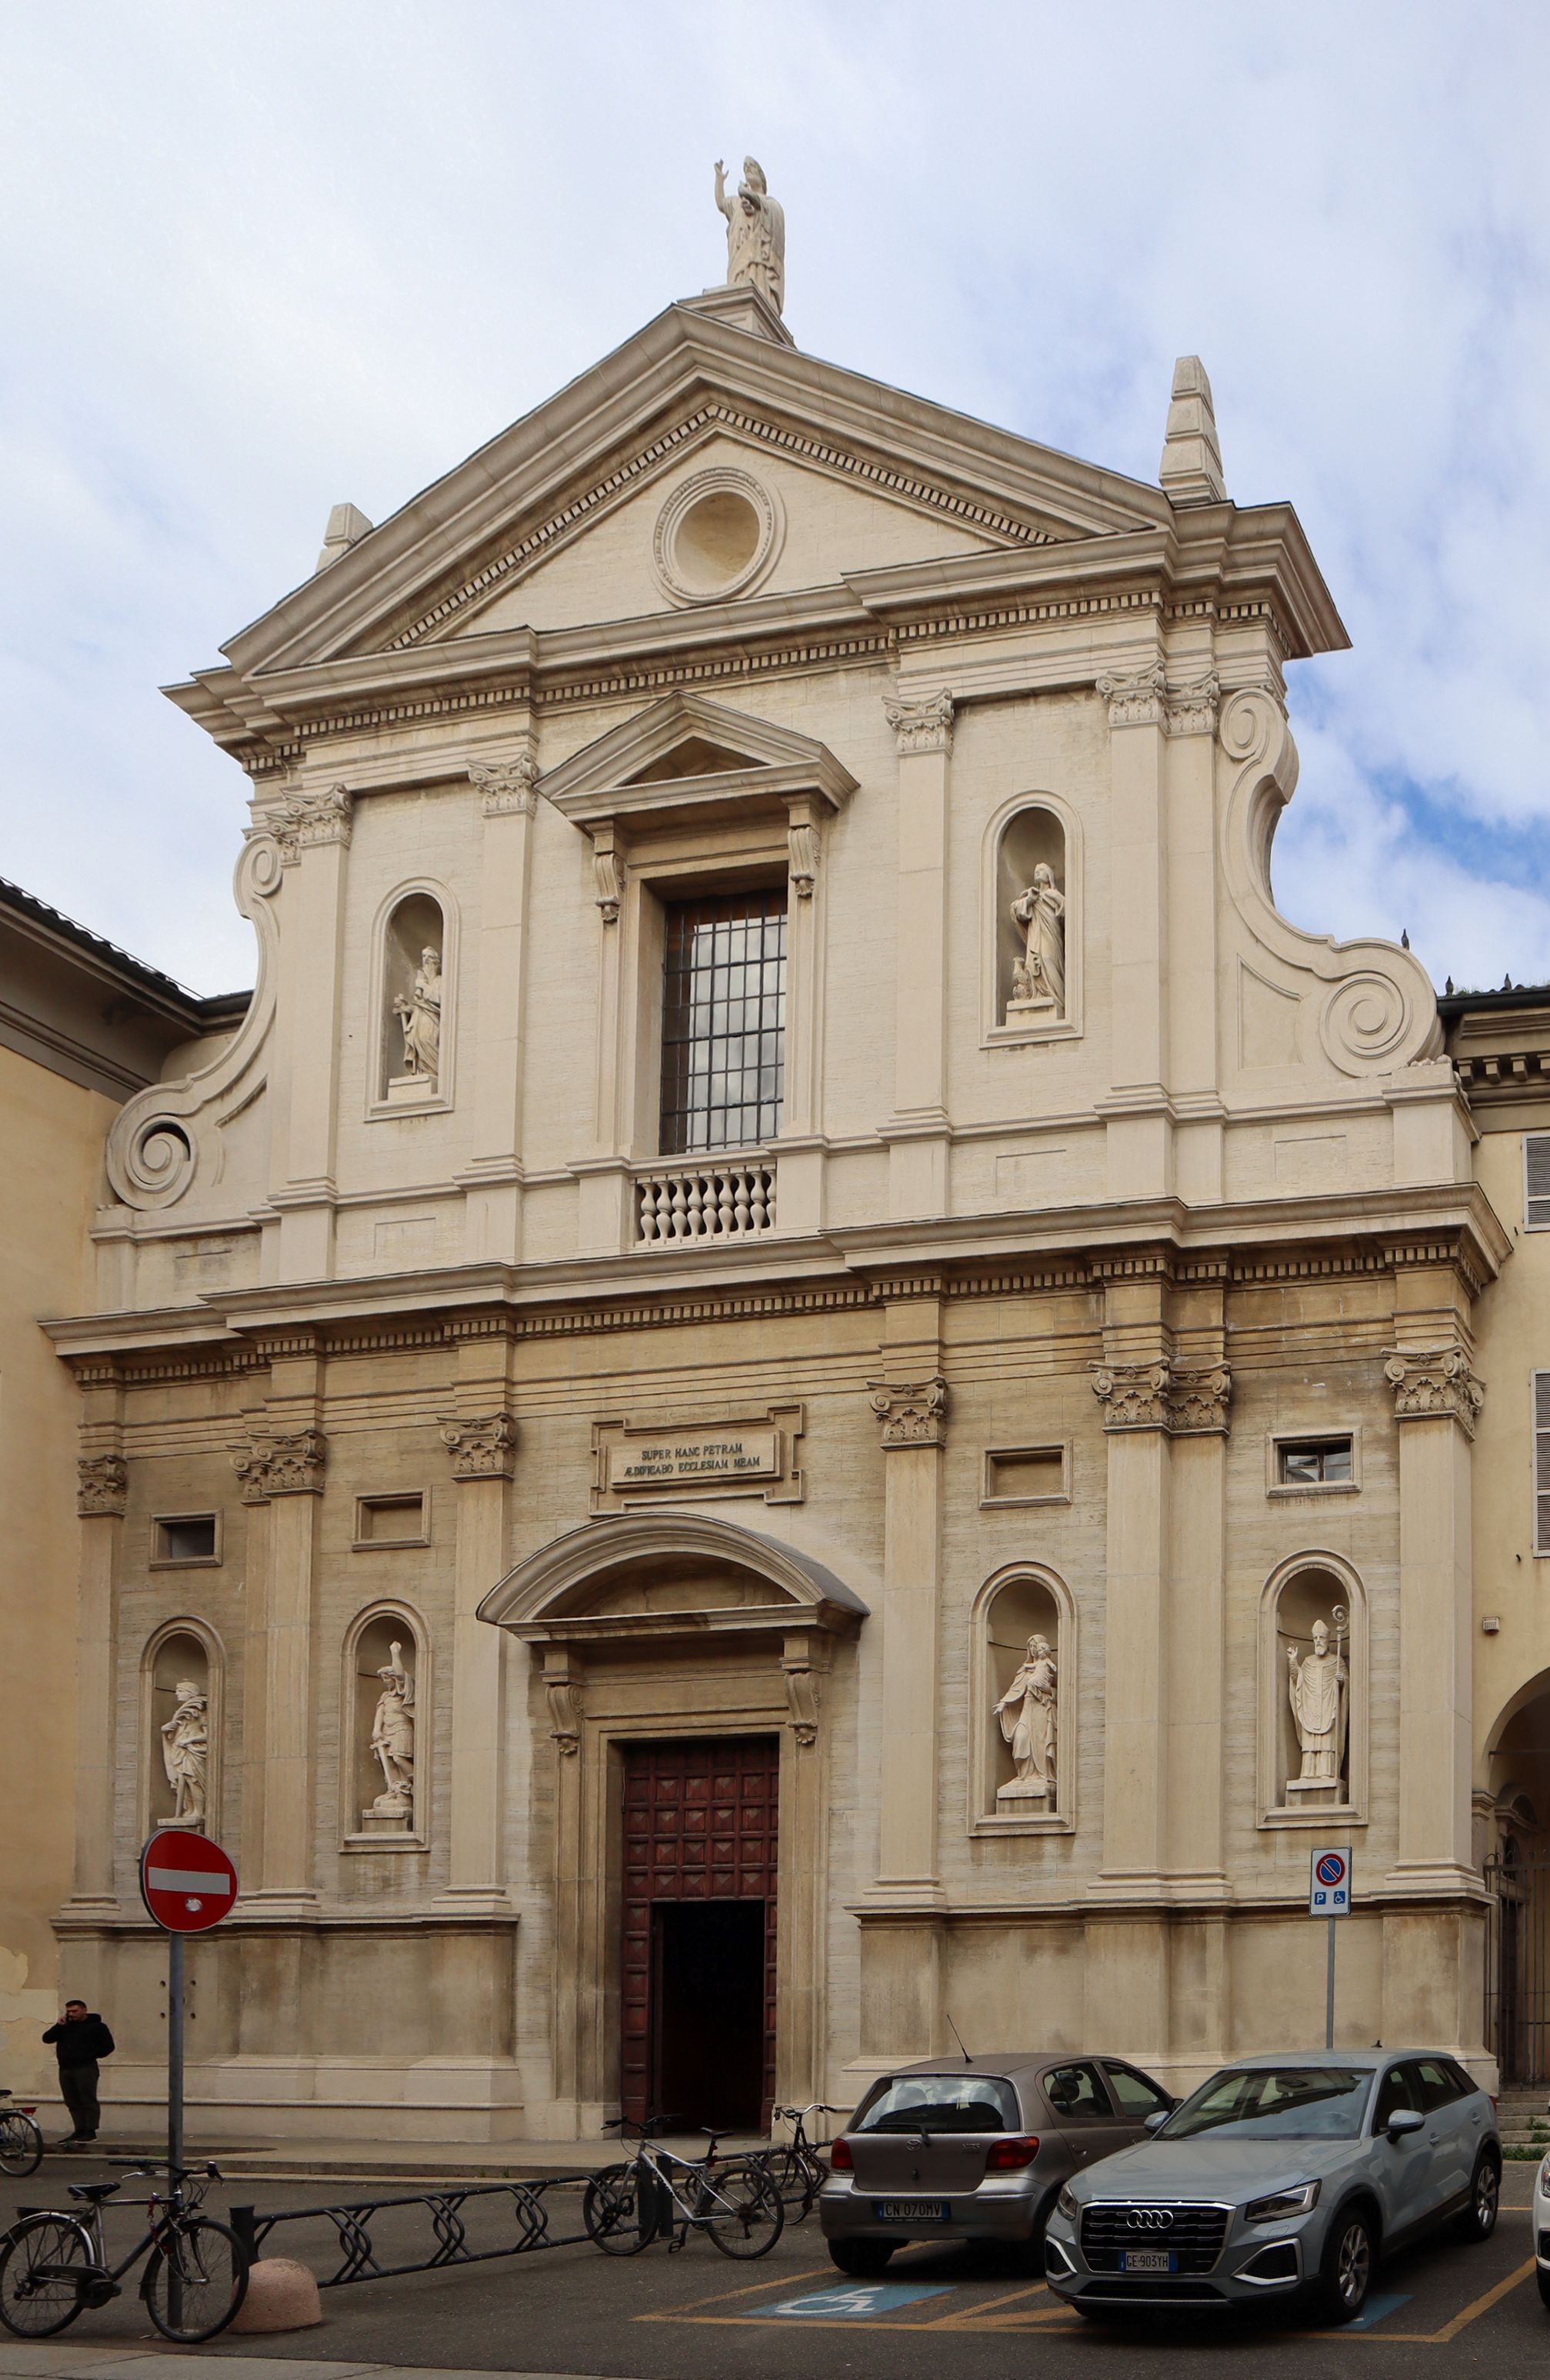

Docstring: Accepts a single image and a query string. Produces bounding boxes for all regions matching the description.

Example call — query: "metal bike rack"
[228,2175,593,2288]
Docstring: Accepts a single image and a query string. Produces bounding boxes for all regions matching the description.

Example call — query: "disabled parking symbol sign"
[1309,1844,1352,1916]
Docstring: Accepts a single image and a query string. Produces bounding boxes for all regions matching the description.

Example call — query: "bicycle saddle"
[68,2180,122,2202]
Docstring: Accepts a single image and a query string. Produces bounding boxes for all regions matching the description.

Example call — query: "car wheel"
[1309,2206,1374,2326]
[1537,2265,1550,2310]
[1452,2154,1500,2243]
[828,2238,895,2277]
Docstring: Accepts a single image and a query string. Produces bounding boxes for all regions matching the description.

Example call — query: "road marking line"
[921,2282,1052,2329]
[635,2261,830,2316]
[1429,2255,1536,2342]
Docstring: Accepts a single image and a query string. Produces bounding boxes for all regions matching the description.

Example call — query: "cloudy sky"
[3,0,1549,995]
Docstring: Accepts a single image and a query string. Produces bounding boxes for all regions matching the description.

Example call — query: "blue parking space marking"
[765,2282,956,2318]
[1344,2293,1410,2332]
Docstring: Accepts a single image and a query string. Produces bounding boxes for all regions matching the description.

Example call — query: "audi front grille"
[1079,2201,1231,2275]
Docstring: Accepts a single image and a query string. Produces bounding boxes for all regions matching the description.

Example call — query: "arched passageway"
[1483,1675,1550,2082]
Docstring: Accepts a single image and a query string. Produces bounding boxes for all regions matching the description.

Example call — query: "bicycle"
[583,2115,784,2259]
[758,2102,848,2219]
[0,2094,43,2179]
[0,2159,248,2343]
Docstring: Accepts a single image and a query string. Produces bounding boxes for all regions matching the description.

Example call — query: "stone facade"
[42,272,1521,2141]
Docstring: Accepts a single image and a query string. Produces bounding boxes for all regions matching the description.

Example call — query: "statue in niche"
[369,1642,416,1821]
[714,157,785,314]
[1286,1608,1348,1799]
[392,946,442,1088]
[1009,864,1066,1017]
[159,1680,208,1829]
[995,1633,1058,1806]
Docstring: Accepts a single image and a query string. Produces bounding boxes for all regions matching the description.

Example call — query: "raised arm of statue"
[714,159,731,219]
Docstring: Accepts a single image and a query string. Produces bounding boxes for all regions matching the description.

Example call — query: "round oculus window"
[652,468,782,605]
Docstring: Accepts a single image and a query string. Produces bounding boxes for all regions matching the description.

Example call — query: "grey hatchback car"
[819,2052,1173,2274]
[1044,2051,1500,2325]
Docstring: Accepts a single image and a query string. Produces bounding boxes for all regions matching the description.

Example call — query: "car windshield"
[852,2075,1018,2134]
[1160,2066,1371,2142]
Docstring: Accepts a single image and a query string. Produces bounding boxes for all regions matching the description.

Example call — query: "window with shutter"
[1525,1133,1550,1229]
[1535,1372,1550,1554]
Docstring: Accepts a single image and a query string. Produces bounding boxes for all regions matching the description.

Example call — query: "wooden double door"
[620,1736,778,2131]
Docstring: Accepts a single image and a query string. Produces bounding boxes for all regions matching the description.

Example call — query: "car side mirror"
[1386,2108,1425,2139]
[1143,2110,1168,2132]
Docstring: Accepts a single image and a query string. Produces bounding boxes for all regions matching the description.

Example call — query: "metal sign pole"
[168,1928,185,2178]
[1325,1915,1335,2050]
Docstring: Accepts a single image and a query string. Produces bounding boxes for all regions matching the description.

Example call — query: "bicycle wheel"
[143,2216,248,2343]
[583,2163,655,2255]
[0,2215,92,2337]
[700,2162,785,2258]
[0,2114,43,2178]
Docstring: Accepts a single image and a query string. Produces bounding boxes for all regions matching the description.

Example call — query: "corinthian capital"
[440,1413,518,1479]
[232,1428,327,1500]
[471,753,539,817]
[77,1453,128,1518]
[883,689,955,755]
[276,784,352,863]
[868,1376,948,1448]
[1091,1359,1232,1434]
[1383,1346,1484,1437]
[1095,664,1166,728]
[1164,670,1220,738]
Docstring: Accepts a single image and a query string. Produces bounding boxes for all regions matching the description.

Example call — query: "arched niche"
[342,1603,428,1851]
[968,1564,1076,1835]
[981,793,1082,1045]
[1258,1553,1367,1826]
[141,1619,222,1838]
[371,883,455,1114]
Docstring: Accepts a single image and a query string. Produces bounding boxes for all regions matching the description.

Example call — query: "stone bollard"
[228,2257,324,2332]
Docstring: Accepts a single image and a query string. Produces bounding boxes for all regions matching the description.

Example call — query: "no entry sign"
[139,1828,238,1932]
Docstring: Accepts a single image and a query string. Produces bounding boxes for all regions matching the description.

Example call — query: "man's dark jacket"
[43,2016,115,2068]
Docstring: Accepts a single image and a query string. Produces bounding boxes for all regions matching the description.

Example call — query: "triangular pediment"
[209,300,1175,683]
[537,692,857,829]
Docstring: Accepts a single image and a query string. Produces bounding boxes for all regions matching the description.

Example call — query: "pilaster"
[462,745,538,1265]
[883,690,953,1221]
[272,783,352,1282]
[69,1365,125,1914]
[1098,663,1170,1200]
[232,1335,328,1914]
[1384,1255,1481,1892]
[865,1283,948,1905]
[435,1319,517,1914]
[774,793,828,1234]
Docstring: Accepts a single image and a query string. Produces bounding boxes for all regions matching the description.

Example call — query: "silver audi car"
[1044,2051,1500,2325]
[819,2051,1173,2274]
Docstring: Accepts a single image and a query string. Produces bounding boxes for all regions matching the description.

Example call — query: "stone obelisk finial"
[1158,356,1226,505]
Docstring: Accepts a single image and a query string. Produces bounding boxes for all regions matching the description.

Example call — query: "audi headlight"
[1245,2181,1320,2224]
[1057,2184,1079,2222]
[1539,2153,1550,2194]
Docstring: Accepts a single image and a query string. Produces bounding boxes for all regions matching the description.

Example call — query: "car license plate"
[872,2198,948,2222]
[1121,2249,1175,2274]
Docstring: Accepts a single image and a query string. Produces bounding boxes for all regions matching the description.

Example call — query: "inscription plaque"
[592,1405,804,1508]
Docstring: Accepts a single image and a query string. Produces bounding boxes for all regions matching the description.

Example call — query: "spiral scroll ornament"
[121,1118,195,1203]
[1318,971,1412,1077]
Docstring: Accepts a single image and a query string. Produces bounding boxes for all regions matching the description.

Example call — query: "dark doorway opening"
[652,1900,766,2130]
[620,1736,778,2128]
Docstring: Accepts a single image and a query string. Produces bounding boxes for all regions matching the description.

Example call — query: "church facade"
[46,214,1510,2142]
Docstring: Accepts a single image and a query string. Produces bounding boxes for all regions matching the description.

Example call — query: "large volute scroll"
[105,825,285,1210]
[1219,688,1442,1080]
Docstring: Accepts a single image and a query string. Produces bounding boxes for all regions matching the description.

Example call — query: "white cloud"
[2,0,1548,988]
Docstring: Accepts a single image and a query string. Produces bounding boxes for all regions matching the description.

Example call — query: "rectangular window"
[152,1514,219,1566]
[1277,1438,1354,1487]
[353,1492,429,1548]
[1525,1133,1550,1229]
[1535,1373,1550,1555]
[658,890,785,1156]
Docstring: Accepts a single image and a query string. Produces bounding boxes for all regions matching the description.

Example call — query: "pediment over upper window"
[538,691,858,836]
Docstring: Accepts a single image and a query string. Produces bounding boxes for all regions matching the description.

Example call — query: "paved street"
[0,2158,1545,2379]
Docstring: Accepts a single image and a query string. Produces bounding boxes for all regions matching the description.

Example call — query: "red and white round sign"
[138,1829,238,1932]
